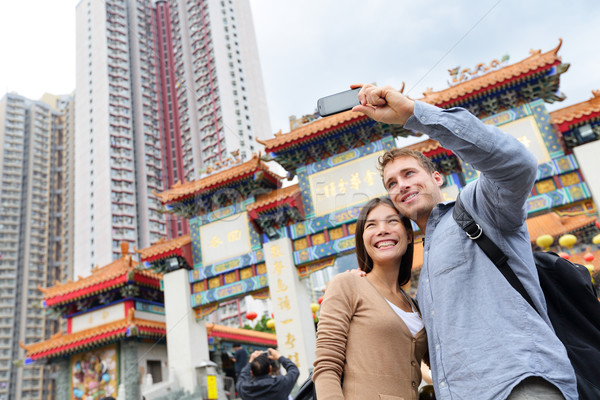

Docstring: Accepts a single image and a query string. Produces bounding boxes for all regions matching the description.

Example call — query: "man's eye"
[387,182,396,189]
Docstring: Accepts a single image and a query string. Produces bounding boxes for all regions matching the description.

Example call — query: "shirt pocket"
[429,221,467,276]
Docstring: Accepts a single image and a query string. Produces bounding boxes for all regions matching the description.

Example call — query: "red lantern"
[558,252,570,260]
[318,296,324,305]
[584,252,595,262]
[245,311,257,321]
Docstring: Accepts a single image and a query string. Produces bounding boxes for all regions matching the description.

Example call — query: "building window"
[147,360,163,383]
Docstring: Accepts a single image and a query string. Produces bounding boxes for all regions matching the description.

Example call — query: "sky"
[0,0,598,135]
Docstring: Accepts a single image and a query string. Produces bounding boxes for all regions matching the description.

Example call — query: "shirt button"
[411,361,416,367]
[440,381,447,388]
[431,310,435,316]
[425,278,429,283]
[455,129,460,133]
[412,338,417,343]
[412,381,417,387]
[421,117,426,122]
[435,344,440,350]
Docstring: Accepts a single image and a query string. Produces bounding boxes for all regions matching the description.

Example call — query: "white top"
[386,299,424,336]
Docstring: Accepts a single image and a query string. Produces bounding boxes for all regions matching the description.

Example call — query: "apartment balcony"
[111,208,135,217]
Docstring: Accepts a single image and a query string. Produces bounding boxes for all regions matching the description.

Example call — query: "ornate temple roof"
[246,184,302,215]
[40,244,161,307]
[136,234,192,262]
[421,40,565,107]
[154,154,282,205]
[206,323,277,347]
[21,309,165,362]
[21,317,278,362]
[526,212,597,243]
[257,111,367,153]
[550,90,600,131]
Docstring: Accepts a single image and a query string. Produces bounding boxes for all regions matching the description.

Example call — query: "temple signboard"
[308,151,387,216]
[199,212,252,265]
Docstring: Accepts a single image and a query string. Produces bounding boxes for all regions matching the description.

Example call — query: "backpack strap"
[453,193,540,315]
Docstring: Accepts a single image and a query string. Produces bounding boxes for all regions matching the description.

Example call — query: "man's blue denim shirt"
[405,101,578,400]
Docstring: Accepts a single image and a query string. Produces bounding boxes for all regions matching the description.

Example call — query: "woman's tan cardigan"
[313,272,428,400]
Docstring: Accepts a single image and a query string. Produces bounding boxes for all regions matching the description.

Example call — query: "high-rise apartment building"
[75,0,271,276]
[0,93,75,400]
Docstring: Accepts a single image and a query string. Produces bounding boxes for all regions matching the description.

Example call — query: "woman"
[313,197,428,400]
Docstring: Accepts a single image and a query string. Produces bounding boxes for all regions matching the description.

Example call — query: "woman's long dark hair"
[354,197,414,287]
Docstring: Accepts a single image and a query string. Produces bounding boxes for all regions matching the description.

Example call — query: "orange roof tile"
[258,110,368,152]
[421,40,564,106]
[135,234,191,260]
[405,139,441,153]
[550,90,600,128]
[246,185,301,212]
[154,154,282,204]
[526,212,597,242]
[40,248,161,306]
[21,315,166,360]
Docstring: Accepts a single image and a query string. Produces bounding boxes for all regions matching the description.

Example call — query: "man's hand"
[346,268,366,277]
[249,350,264,363]
[266,348,282,360]
[351,84,415,126]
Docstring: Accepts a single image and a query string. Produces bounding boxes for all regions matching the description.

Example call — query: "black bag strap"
[453,193,539,315]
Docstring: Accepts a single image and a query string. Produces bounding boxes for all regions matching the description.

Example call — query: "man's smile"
[401,191,419,203]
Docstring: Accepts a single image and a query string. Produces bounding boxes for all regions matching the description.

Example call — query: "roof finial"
[121,242,129,258]
[553,38,563,55]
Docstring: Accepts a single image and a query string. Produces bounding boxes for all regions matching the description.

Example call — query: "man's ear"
[432,171,444,187]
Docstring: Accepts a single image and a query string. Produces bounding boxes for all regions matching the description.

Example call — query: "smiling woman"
[354,198,413,289]
[312,197,429,400]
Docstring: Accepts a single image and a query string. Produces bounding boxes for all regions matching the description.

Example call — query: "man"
[352,84,577,399]
[236,348,299,400]
[231,343,247,382]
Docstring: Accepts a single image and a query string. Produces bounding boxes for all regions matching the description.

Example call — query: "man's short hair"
[250,354,271,377]
[377,148,437,176]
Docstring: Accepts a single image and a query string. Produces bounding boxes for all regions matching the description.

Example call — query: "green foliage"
[242,314,274,334]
